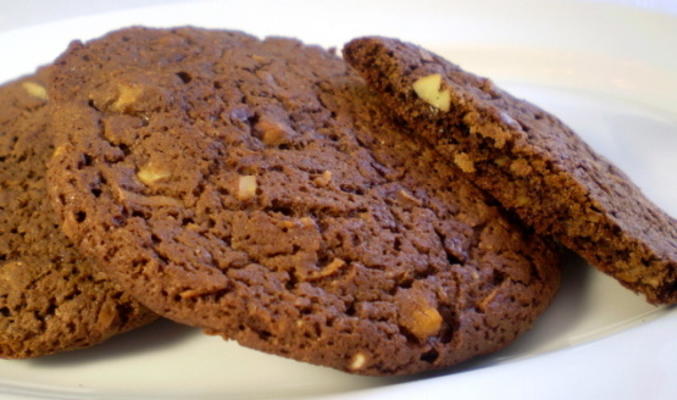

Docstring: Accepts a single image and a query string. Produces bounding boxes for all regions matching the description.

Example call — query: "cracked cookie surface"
[47,27,560,375]
[0,71,156,359]
[344,36,677,305]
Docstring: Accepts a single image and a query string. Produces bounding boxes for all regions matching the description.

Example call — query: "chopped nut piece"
[349,352,367,370]
[111,84,143,112]
[279,217,314,230]
[323,258,346,274]
[22,81,48,100]
[237,175,257,200]
[397,189,422,206]
[453,152,476,173]
[53,145,67,158]
[477,288,500,312]
[313,170,332,187]
[304,258,347,281]
[412,74,451,112]
[255,117,295,146]
[137,162,171,185]
[179,289,202,299]
[251,54,269,63]
[96,302,118,329]
[179,287,225,299]
[399,293,444,341]
[407,306,443,340]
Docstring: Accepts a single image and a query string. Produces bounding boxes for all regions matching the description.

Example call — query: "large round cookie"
[47,27,559,375]
[344,37,677,305]
[0,71,157,359]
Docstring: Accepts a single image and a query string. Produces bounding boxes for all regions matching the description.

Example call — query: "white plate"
[0,1,675,399]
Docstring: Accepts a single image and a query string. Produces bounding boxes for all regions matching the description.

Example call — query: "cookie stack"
[0,27,673,375]
[0,69,156,359]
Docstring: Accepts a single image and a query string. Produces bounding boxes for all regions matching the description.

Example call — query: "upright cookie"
[344,37,676,305]
[47,27,559,375]
[0,71,156,359]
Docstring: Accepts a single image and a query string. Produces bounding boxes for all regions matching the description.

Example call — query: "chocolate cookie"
[344,37,676,305]
[0,71,156,359]
[47,27,559,375]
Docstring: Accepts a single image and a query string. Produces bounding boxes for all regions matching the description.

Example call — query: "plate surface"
[0,0,675,399]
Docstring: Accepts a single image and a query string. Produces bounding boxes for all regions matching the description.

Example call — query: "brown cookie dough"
[0,71,156,359]
[344,37,676,305]
[47,27,560,375]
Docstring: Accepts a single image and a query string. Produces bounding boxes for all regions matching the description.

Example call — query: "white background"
[1,0,677,32]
